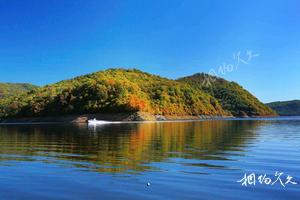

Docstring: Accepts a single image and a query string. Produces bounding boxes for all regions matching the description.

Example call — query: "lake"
[0,117,299,199]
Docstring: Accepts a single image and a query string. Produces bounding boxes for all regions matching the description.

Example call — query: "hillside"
[178,73,276,117]
[267,100,300,116]
[0,69,277,121]
[0,83,38,98]
[0,69,228,119]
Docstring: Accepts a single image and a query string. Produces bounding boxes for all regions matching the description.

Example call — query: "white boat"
[88,118,120,125]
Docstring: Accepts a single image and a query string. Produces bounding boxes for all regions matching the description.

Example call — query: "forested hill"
[178,73,276,117]
[0,83,38,98]
[0,69,276,119]
[267,100,300,116]
[0,69,227,119]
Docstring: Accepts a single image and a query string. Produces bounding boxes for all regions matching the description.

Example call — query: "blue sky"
[0,0,299,103]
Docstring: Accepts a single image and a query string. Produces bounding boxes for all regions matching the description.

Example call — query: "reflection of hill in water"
[0,121,265,173]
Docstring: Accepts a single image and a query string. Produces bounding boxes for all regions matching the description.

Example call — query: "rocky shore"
[0,112,237,123]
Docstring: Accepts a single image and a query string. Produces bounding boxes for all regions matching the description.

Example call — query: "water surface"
[0,117,299,199]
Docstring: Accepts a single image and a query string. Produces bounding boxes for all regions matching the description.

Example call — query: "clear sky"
[0,0,299,103]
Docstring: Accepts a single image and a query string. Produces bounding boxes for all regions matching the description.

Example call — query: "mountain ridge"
[0,68,276,121]
[267,100,300,116]
[178,73,276,117]
[0,83,38,98]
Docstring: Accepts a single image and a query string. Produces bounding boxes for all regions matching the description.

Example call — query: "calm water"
[0,117,299,199]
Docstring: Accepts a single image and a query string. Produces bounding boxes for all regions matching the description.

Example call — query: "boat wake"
[88,119,122,125]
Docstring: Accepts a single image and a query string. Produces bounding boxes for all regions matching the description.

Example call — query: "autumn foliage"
[0,68,275,119]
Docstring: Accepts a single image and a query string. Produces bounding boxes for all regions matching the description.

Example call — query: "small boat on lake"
[88,118,121,125]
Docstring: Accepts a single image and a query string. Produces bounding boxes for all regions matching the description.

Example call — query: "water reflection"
[0,121,263,173]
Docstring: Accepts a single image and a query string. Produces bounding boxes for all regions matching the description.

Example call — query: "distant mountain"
[0,69,276,120]
[0,83,38,98]
[267,100,300,116]
[178,73,276,117]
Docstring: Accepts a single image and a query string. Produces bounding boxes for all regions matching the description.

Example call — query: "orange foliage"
[127,95,147,111]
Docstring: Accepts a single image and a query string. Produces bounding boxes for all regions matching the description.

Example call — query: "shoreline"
[0,112,279,124]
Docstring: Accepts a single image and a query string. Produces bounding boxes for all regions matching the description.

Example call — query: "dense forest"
[267,100,300,116]
[0,69,276,120]
[178,73,276,117]
[0,83,37,99]
[0,69,227,119]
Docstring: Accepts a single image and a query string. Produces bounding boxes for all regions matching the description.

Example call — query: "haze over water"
[0,117,299,199]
